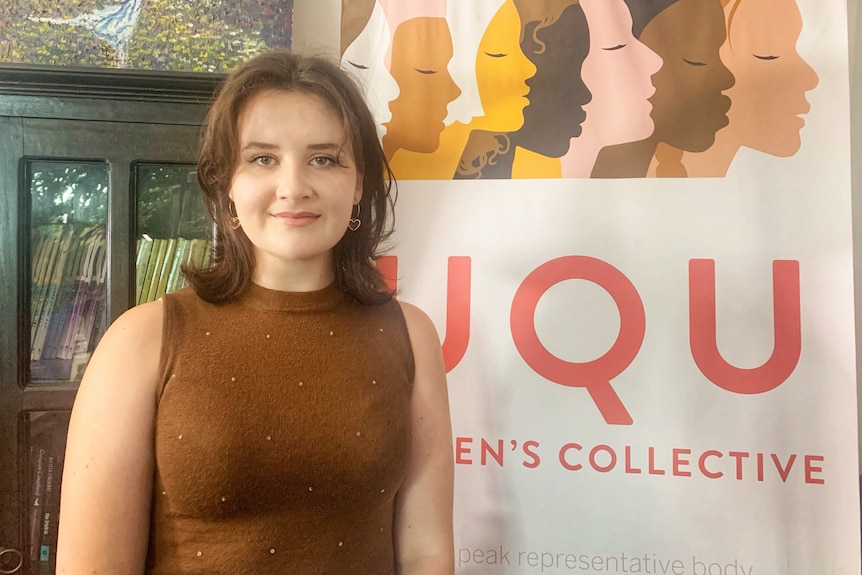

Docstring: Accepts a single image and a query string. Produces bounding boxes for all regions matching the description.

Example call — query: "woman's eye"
[312,156,334,166]
[253,155,274,166]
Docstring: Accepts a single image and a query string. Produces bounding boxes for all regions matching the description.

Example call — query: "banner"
[340,0,860,573]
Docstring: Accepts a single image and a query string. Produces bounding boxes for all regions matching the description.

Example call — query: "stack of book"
[29,228,213,381]
[30,224,108,382]
[135,237,212,304]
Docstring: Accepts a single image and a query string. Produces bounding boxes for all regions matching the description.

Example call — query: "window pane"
[28,161,108,383]
[135,164,212,305]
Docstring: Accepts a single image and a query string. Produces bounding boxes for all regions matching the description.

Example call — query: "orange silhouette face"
[721,0,818,156]
[385,17,461,154]
[475,0,536,132]
[641,0,736,152]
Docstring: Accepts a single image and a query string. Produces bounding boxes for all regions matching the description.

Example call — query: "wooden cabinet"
[0,68,218,574]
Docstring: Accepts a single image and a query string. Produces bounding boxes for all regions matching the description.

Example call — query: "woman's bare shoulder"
[79,298,165,401]
[397,300,441,346]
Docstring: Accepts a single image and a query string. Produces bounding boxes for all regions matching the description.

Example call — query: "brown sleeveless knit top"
[145,283,414,575]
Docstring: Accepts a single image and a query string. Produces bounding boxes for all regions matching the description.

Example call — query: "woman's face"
[384,17,461,154]
[515,3,591,157]
[721,0,818,156]
[639,0,736,152]
[475,0,536,132]
[580,0,663,146]
[340,3,400,131]
[230,90,361,277]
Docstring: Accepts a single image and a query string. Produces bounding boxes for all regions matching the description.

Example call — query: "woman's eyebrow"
[307,142,342,151]
[241,141,279,151]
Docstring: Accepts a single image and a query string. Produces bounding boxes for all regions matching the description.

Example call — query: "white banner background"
[333,0,861,572]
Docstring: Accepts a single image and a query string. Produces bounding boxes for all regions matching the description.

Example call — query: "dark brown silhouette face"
[515,3,592,157]
[640,0,735,152]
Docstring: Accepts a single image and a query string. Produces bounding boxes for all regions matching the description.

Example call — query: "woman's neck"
[251,254,335,292]
[679,125,740,178]
[559,133,602,179]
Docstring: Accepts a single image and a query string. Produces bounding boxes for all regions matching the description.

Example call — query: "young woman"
[56,51,454,575]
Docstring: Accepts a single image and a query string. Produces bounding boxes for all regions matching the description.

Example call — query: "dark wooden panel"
[22,386,77,412]
[0,65,222,104]
[0,95,211,126]
[22,119,202,162]
[0,116,24,551]
[110,162,134,320]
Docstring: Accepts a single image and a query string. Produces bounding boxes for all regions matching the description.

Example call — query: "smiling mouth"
[272,212,319,226]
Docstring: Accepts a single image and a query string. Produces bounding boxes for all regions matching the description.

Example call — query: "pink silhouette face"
[721,0,818,157]
[579,0,662,145]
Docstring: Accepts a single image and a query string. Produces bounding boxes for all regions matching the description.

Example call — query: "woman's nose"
[275,161,311,199]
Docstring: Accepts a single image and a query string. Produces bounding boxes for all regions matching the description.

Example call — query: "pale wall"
[292,0,341,57]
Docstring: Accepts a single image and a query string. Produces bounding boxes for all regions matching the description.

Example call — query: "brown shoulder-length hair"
[185,50,396,305]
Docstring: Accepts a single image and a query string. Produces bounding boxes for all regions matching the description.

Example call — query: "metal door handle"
[0,547,22,574]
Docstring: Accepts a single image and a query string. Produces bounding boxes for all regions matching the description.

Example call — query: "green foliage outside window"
[29,162,108,226]
[136,164,210,239]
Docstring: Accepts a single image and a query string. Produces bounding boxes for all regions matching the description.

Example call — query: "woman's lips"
[271,212,319,226]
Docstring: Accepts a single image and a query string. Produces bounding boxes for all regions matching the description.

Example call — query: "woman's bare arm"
[394,301,455,575]
[56,300,164,575]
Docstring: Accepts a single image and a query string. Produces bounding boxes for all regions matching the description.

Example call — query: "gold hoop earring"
[228,201,241,230]
[348,203,361,231]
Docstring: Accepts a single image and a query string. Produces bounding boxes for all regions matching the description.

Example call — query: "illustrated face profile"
[383,17,461,156]
[639,0,735,152]
[474,0,536,133]
[580,0,662,146]
[340,2,400,132]
[720,0,818,156]
[515,2,591,157]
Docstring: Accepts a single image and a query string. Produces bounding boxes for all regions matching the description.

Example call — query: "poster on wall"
[0,0,293,72]
[341,0,860,573]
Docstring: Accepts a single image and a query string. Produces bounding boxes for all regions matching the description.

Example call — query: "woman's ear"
[354,174,363,204]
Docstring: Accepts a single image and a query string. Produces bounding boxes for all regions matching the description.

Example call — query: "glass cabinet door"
[24,159,212,383]
[17,119,203,387]
[134,163,210,305]
[27,160,109,384]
